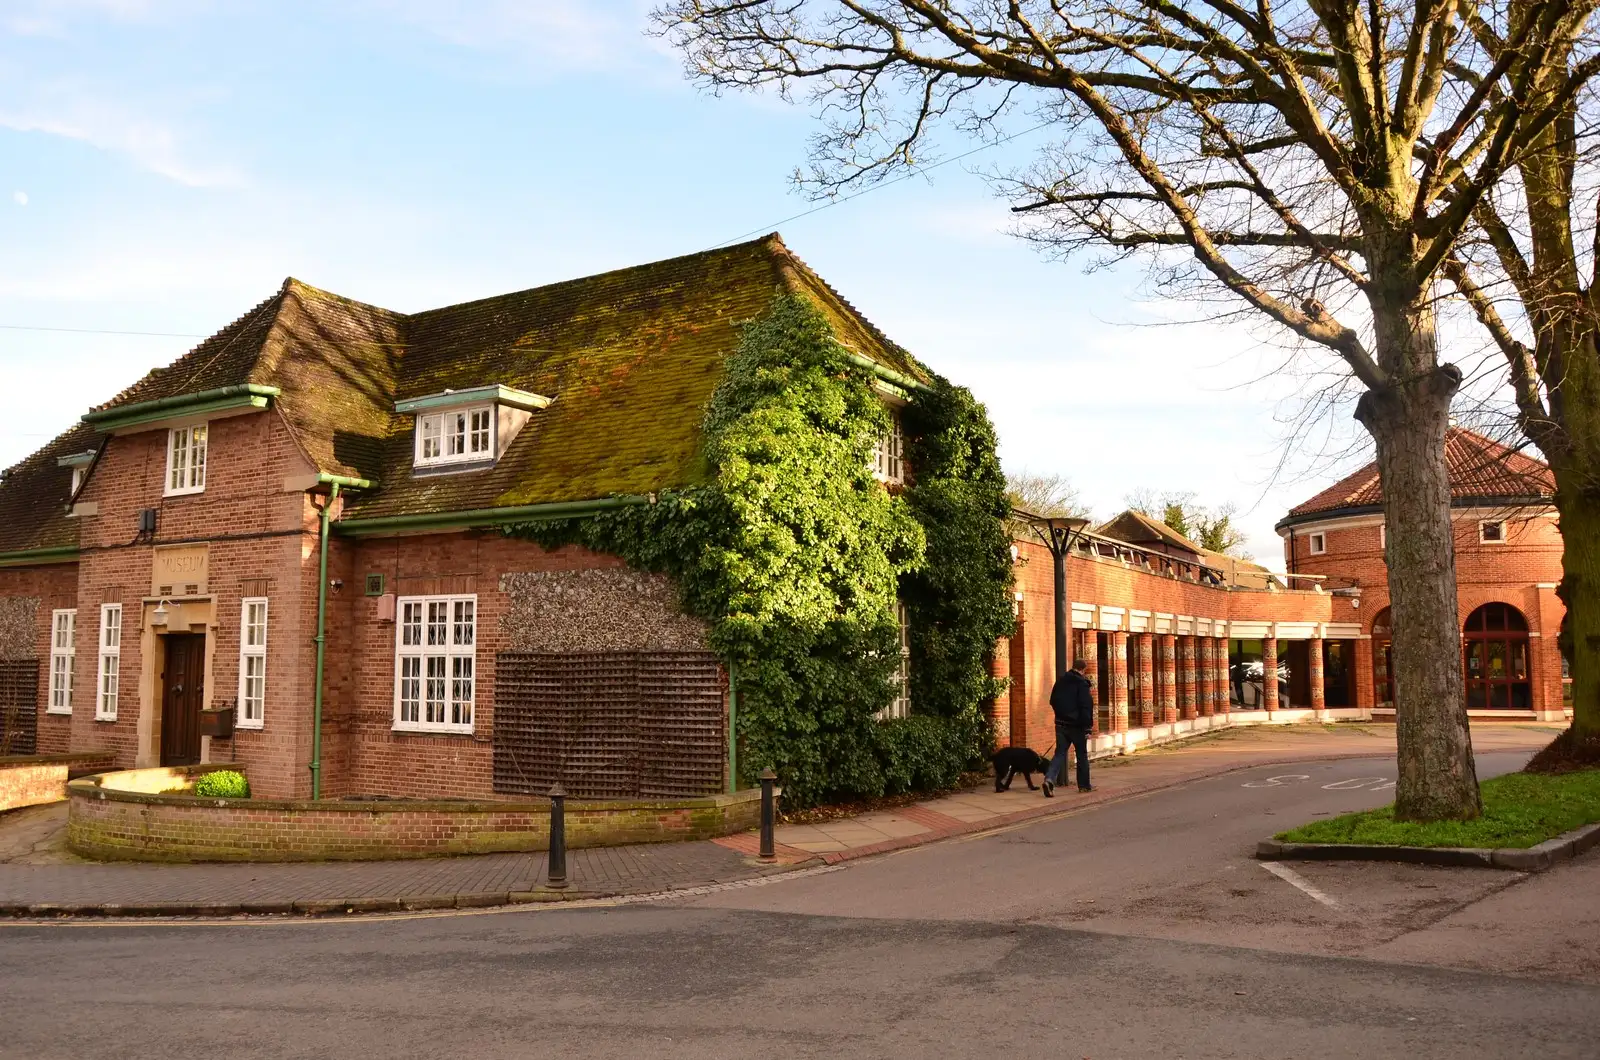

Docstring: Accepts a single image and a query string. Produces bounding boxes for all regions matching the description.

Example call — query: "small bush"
[193,770,250,799]
[875,715,984,796]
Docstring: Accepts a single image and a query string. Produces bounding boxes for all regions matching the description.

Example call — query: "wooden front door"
[160,633,205,766]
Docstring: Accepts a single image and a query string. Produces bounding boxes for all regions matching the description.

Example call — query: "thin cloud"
[358,0,661,74]
[0,94,241,188]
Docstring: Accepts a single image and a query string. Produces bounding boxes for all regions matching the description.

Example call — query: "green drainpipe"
[309,474,370,800]
[727,661,739,794]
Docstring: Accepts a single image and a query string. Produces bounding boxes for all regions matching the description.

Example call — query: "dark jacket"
[1049,669,1096,729]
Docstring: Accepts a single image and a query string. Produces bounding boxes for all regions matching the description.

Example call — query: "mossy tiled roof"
[0,235,929,549]
[0,423,102,556]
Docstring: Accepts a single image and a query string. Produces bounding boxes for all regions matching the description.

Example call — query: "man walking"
[1043,659,1095,796]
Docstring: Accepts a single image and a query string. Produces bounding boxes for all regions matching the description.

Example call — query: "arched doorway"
[1371,608,1393,706]
[1463,603,1532,709]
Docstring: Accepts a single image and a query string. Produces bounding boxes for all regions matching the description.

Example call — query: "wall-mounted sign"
[152,545,209,597]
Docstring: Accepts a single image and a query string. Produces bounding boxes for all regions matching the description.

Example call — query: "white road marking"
[1241,774,1310,788]
[1260,861,1343,910]
[1321,777,1388,790]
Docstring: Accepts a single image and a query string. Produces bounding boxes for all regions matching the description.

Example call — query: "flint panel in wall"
[493,651,725,798]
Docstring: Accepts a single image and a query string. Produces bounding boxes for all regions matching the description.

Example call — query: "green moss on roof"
[25,235,928,526]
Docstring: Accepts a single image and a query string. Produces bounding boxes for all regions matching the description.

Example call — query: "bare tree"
[1441,10,1600,762]
[1008,470,1092,518]
[656,0,1600,819]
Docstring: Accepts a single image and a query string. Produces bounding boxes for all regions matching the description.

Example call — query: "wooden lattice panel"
[0,660,39,756]
[493,652,725,798]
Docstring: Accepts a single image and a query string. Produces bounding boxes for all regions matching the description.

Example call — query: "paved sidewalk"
[0,723,1557,918]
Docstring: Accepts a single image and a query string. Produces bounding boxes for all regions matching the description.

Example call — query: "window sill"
[391,724,476,737]
[44,708,72,717]
[163,487,206,498]
[412,458,496,478]
[235,721,264,731]
[93,715,117,723]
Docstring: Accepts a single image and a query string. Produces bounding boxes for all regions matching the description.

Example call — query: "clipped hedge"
[193,770,250,799]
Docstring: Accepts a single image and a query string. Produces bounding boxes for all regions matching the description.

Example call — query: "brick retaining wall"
[0,752,118,813]
[66,765,762,862]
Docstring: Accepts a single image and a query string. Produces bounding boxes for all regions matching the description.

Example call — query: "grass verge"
[1278,769,1600,849]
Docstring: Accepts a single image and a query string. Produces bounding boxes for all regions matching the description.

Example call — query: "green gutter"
[846,353,932,394]
[334,495,651,537]
[0,545,79,568]
[83,384,281,432]
[309,473,371,800]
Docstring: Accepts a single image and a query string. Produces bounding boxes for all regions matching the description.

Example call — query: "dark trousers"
[1045,722,1090,790]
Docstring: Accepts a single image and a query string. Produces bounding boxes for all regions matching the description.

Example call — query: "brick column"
[1309,637,1326,717]
[1262,635,1279,715]
[1195,637,1213,717]
[1134,633,1156,728]
[1177,636,1197,720]
[1209,643,1222,717]
[1078,629,1103,734]
[1109,631,1129,732]
[988,639,1010,746]
[1158,635,1178,723]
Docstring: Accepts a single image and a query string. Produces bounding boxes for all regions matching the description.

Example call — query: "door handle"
[172,684,184,695]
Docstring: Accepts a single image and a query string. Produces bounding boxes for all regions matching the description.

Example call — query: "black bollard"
[758,767,777,861]
[547,781,568,889]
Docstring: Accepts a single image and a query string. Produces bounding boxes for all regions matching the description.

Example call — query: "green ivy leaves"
[510,295,1012,807]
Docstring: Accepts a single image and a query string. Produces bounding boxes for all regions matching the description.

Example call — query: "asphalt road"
[2,749,1595,1060]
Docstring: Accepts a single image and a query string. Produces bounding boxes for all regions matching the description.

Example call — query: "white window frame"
[1479,519,1507,544]
[237,597,268,729]
[1307,532,1327,555]
[47,609,75,715]
[96,604,121,722]
[414,405,495,469]
[69,466,85,499]
[872,410,906,485]
[164,423,208,496]
[1378,524,1386,549]
[879,602,912,720]
[393,594,477,734]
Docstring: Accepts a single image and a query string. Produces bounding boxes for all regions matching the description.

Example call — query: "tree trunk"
[1356,302,1482,822]
[1555,477,1600,738]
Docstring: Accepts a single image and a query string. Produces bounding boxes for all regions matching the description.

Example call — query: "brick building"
[1276,428,1568,721]
[0,236,936,798]
[0,237,1571,802]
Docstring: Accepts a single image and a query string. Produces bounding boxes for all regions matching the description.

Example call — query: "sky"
[0,0,1425,568]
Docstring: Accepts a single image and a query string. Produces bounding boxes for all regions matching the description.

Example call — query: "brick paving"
[0,723,1559,917]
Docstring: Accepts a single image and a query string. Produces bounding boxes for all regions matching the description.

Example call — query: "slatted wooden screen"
[0,660,39,756]
[493,652,725,798]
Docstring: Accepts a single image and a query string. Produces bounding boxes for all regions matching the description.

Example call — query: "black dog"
[991,747,1052,792]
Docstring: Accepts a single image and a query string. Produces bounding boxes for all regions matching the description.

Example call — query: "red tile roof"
[1283,428,1554,522]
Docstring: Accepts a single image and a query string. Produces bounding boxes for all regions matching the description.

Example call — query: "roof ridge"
[403,235,783,322]
[767,238,930,381]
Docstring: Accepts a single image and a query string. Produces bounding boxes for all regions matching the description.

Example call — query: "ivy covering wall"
[512,296,1014,807]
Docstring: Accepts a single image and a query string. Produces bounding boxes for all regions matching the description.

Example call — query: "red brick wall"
[0,563,80,754]
[0,752,116,811]
[67,408,323,786]
[1290,509,1567,712]
[327,533,630,800]
[67,765,760,862]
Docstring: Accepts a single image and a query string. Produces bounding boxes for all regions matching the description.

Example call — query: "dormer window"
[165,424,207,496]
[396,384,552,476]
[417,406,495,467]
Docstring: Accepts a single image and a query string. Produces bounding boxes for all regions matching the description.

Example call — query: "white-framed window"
[237,597,268,728]
[96,604,121,721]
[872,409,905,485]
[414,406,495,469]
[1479,519,1507,543]
[47,609,75,714]
[393,594,477,733]
[165,423,208,495]
[69,466,85,499]
[1307,532,1326,555]
[880,602,912,720]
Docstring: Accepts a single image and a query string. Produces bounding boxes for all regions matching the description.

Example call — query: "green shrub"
[193,770,250,799]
